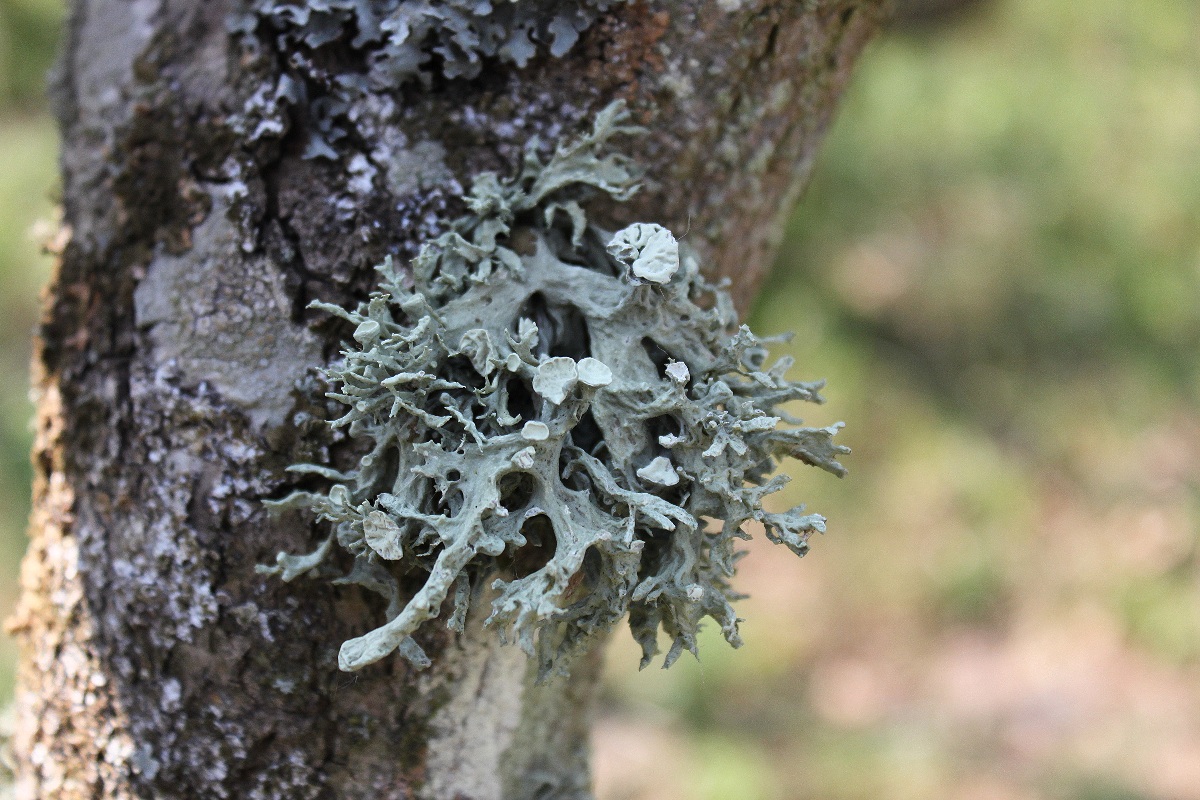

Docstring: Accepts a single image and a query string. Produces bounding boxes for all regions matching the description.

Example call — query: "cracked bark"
[7,1,886,798]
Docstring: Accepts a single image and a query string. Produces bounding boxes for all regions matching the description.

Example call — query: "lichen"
[274,0,622,78]
[133,191,323,429]
[230,0,633,160]
[261,102,848,678]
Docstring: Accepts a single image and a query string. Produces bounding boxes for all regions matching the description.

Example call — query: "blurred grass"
[0,0,1198,798]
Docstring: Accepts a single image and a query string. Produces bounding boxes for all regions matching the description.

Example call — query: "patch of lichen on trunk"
[231,0,629,159]
[262,102,848,679]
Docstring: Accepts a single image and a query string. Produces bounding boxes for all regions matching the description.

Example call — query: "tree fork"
[8,1,885,797]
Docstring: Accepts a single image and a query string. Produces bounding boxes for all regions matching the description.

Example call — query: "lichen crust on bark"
[262,102,849,679]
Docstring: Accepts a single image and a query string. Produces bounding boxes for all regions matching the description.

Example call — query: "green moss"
[262,102,847,677]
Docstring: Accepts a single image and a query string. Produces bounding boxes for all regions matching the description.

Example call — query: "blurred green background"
[0,0,62,705]
[596,1,1200,799]
[0,0,1197,798]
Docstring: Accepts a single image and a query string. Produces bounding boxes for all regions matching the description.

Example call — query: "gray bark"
[7,1,885,798]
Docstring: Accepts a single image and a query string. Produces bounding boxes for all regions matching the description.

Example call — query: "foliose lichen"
[235,0,627,89]
[230,0,629,159]
[261,102,848,678]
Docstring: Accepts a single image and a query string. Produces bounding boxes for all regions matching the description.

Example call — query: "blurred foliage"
[598,0,1200,799]
[0,0,60,109]
[0,0,1198,798]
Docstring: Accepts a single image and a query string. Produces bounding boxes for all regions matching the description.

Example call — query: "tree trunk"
[8,1,885,797]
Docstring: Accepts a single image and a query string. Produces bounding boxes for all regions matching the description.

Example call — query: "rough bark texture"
[8,1,885,798]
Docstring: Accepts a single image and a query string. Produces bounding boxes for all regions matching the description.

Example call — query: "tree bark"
[8,1,885,798]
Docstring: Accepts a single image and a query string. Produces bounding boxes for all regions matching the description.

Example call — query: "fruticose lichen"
[262,103,848,677]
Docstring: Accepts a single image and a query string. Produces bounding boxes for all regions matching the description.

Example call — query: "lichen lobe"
[237,0,629,89]
[263,103,848,678]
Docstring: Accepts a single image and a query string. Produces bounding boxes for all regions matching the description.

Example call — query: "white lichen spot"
[736,415,780,433]
[659,68,695,99]
[131,744,161,780]
[607,223,680,284]
[520,421,550,441]
[363,510,405,560]
[511,447,536,469]
[686,584,704,601]
[161,678,182,712]
[347,153,377,195]
[767,81,794,114]
[517,317,539,346]
[272,677,296,695]
[576,357,612,387]
[637,456,679,487]
[665,360,690,384]
[532,357,578,404]
[102,732,134,766]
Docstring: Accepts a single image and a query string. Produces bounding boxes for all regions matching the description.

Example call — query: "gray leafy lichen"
[231,0,629,158]
[238,0,628,88]
[261,103,848,678]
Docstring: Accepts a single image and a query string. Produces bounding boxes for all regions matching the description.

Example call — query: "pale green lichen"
[262,102,848,677]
